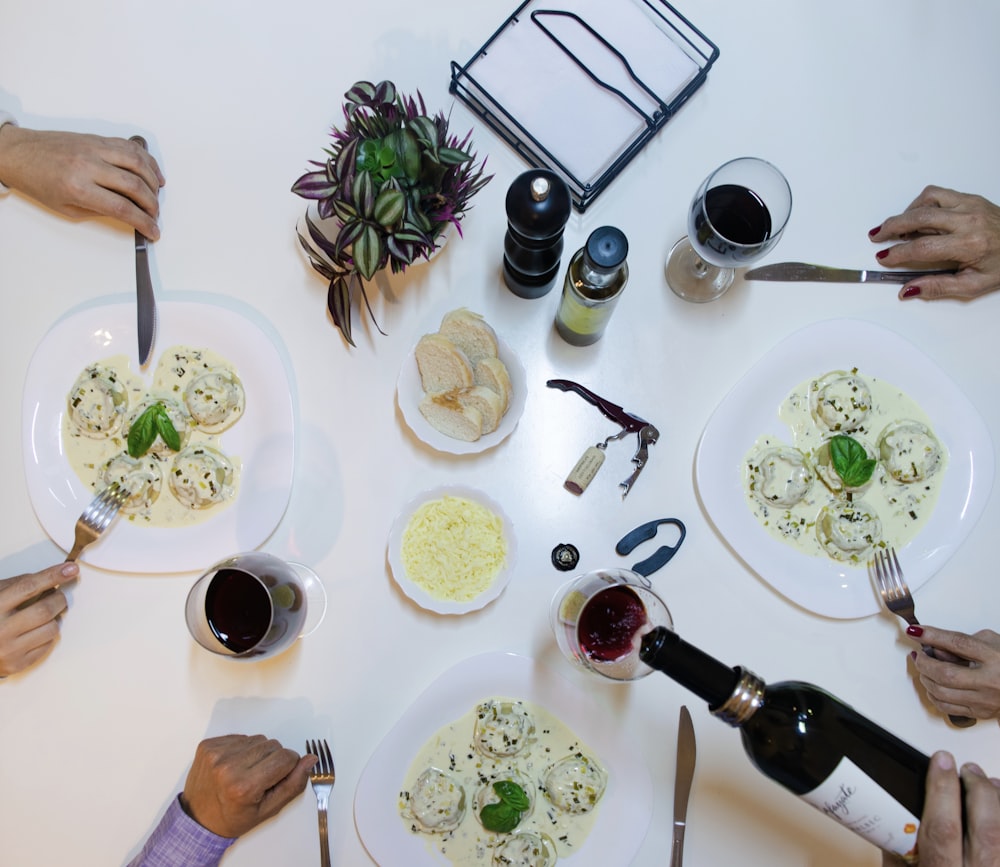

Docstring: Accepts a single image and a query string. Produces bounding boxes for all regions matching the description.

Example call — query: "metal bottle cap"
[585,226,629,270]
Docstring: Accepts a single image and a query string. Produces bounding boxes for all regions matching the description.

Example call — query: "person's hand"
[906,625,1000,721]
[180,734,317,839]
[916,750,1000,866]
[868,186,1000,301]
[0,126,165,239]
[0,562,78,676]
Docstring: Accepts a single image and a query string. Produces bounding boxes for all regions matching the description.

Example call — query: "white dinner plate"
[22,295,295,573]
[354,651,654,866]
[696,318,994,619]
[396,313,528,455]
[387,485,517,615]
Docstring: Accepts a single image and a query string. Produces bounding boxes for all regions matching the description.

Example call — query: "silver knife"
[670,705,696,867]
[129,135,157,366]
[744,261,955,283]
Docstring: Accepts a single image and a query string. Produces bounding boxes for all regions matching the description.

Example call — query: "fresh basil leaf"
[829,434,876,487]
[479,802,519,834]
[154,406,182,452]
[493,780,530,812]
[127,405,158,458]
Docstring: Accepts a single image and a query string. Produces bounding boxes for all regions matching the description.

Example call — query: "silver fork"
[65,483,128,561]
[870,547,976,727]
[306,738,335,867]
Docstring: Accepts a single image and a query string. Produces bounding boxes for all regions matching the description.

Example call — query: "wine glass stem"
[693,257,709,277]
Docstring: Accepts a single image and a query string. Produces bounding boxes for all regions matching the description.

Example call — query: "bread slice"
[438,308,499,364]
[454,385,504,434]
[473,357,512,414]
[419,390,483,442]
[415,333,473,394]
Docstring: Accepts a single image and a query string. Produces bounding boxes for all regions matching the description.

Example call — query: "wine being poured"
[666,156,792,302]
[549,569,673,681]
[638,626,927,862]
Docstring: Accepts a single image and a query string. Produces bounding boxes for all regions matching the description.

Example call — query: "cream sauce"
[743,369,947,563]
[63,346,242,528]
[399,697,606,865]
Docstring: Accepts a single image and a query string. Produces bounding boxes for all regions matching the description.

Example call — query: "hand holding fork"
[870,547,976,727]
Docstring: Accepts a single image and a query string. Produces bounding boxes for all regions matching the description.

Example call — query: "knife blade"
[744,261,956,284]
[670,705,696,867]
[129,135,157,366]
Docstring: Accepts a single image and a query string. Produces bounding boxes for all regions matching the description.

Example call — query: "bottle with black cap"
[502,169,572,299]
[555,226,629,346]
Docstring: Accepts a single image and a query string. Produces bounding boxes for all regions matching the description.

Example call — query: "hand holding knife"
[129,135,157,366]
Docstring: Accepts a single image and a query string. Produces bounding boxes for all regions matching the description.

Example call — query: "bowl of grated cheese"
[387,485,516,614]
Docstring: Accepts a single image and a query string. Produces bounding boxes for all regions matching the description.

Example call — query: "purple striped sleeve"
[127,796,235,867]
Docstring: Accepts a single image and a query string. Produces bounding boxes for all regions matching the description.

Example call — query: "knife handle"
[669,826,686,867]
[128,135,151,247]
[869,269,956,283]
[546,379,648,432]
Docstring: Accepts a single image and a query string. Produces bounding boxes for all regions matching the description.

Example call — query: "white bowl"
[387,485,517,615]
[396,324,527,455]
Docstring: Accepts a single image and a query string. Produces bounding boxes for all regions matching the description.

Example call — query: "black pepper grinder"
[502,169,572,298]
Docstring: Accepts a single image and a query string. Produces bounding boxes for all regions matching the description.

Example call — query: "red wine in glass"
[666,157,791,302]
[578,585,649,662]
[205,568,273,653]
[695,183,773,262]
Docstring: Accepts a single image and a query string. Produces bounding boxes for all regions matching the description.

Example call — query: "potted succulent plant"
[292,80,492,346]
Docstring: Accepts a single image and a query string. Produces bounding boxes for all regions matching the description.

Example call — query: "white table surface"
[2,2,999,865]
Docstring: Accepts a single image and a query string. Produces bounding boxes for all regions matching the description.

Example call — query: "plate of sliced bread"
[397,308,527,454]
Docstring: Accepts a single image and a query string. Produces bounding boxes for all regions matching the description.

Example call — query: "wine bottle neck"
[639,626,759,726]
[712,668,766,725]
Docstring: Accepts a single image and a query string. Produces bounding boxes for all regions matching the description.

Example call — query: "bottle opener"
[546,379,660,497]
[616,518,686,577]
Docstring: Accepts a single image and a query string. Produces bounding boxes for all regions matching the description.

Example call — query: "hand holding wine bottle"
[913,751,1000,867]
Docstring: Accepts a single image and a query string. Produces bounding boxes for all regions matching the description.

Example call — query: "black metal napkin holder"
[449,0,719,212]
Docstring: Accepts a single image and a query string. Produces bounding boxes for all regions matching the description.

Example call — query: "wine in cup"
[550,568,673,681]
[185,552,327,660]
[665,156,792,302]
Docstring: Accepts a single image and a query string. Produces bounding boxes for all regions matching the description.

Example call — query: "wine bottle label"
[564,446,605,494]
[799,757,918,863]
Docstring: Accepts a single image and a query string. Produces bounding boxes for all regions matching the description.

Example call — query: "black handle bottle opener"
[547,379,660,497]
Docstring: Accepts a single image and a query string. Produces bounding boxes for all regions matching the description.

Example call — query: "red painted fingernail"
[902,286,922,298]
[868,225,882,238]
[906,625,924,637]
[910,651,918,661]
[876,249,890,261]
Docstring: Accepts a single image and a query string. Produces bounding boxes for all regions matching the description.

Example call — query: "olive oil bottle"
[554,226,629,346]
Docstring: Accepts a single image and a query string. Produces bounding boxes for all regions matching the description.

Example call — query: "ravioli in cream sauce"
[63,346,243,528]
[744,369,947,565]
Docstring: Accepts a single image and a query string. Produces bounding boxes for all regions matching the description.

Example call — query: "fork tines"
[307,738,335,779]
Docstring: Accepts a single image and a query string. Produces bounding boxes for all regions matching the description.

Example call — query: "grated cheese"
[401,496,507,601]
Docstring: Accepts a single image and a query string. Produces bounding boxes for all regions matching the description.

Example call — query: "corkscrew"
[546,379,659,497]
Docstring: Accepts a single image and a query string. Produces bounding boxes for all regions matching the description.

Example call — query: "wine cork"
[564,446,605,494]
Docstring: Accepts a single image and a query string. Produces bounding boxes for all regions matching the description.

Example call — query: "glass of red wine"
[184,552,327,660]
[665,156,792,302]
[550,568,673,681]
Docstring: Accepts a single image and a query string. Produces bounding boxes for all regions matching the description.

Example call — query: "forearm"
[126,796,235,867]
